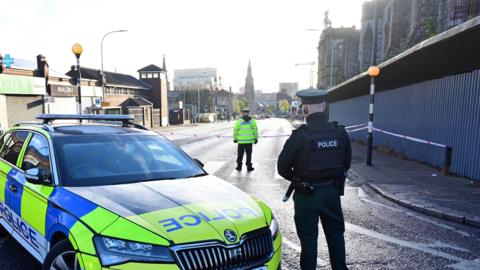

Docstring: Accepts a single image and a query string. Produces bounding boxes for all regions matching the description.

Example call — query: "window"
[147,73,153,79]
[141,73,147,79]
[53,135,205,187]
[0,132,12,156]
[153,73,159,78]
[22,134,51,177]
[0,131,29,166]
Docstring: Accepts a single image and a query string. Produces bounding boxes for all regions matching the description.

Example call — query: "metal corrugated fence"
[330,69,480,181]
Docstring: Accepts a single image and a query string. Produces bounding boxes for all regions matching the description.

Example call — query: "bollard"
[443,146,452,175]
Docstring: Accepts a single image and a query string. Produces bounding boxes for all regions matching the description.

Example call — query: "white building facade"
[174,68,217,90]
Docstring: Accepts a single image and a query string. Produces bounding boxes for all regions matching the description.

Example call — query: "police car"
[0,114,282,270]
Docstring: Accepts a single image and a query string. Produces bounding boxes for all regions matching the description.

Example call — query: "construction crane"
[295,62,316,88]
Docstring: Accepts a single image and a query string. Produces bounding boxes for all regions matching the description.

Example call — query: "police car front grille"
[174,230,273,270]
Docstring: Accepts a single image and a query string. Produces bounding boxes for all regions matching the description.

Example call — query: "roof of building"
[67,67,151,90]
[327,16,480,103]
[214,89,230,96]
[119,97,153,107]
[5,57,69,79]
[137,64,164,72]
[7,58,36,71]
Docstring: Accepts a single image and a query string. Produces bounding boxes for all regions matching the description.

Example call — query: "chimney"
[36,54,48,78]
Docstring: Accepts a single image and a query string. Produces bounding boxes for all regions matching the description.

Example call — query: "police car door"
[0,131,29,241]
[0,130,15,235]
[16,132,53,261]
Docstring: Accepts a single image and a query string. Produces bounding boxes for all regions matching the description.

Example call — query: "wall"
[330,69,480,180]
[5,95,44,127]
[0,95,8,129]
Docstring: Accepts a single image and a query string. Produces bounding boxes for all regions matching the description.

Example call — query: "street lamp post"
[72,43,83,119]
[366,0,379,165]
[101,30,127,101]
[228,86,232,122]
[197,84,201,122]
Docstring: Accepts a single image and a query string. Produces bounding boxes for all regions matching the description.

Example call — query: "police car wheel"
[43,239,80,270]
[0,226,7,236]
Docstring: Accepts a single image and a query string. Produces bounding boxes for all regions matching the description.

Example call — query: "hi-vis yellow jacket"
[233,117,258,144]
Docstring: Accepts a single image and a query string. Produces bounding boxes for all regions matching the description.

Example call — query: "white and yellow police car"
[0,114,282,270]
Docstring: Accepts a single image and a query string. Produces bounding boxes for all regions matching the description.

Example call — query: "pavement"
[347,142,480,228]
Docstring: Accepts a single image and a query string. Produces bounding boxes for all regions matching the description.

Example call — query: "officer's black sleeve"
[342,127,352,170]
[277,130,303,181]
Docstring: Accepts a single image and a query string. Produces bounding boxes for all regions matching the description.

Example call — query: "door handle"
[9,184,18,193]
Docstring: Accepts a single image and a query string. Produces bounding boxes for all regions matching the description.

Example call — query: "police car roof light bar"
[36,114,135,126]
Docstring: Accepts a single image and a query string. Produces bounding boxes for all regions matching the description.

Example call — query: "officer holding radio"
[277,89,351,270]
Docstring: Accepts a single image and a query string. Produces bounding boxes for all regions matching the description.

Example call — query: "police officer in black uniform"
[277,89,351,270]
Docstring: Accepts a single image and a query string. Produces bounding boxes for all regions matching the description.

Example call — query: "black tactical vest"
[293,122,346,181]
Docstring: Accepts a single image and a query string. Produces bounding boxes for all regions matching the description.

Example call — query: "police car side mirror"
[25,168,42,184]
[24,168,50,185]
[194,158,204,168]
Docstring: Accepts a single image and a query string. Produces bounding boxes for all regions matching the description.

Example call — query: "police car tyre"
[0,225,7,236]
[42,239,80,270]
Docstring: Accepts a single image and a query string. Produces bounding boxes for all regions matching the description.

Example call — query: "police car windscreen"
[53,135,205,187]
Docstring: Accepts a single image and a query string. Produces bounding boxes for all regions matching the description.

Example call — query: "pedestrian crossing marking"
[230,169,252,178]
[274,170,283,180]
[203,161,227,175]
[282,238,329,267]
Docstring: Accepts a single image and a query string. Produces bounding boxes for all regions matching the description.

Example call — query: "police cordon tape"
[158,123,453,174]
[370,127,448,148]
[158,123,370,139]
[159,123,448,149]
[348,123,452,174]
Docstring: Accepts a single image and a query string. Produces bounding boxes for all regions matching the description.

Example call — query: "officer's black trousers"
[236,143,253,167]
[293,184,347,270]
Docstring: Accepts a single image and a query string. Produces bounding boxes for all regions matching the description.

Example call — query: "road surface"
[1,118,479,269]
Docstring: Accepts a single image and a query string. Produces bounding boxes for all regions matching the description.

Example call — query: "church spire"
[162,54,167,71]
[245,60,255,113]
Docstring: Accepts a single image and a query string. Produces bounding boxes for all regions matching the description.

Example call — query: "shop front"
[45,81,78,114]
[0,74,46,128]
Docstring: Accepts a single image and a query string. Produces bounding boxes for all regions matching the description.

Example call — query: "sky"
[1,0,366,92]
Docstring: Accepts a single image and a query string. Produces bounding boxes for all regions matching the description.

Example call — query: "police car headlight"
[94,236,174,266]
[269,217,279,240]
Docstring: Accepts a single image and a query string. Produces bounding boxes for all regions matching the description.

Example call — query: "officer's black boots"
[235,165,242,171]
[247,166,254,172]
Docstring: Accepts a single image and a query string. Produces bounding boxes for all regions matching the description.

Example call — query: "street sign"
[3,54,14,68]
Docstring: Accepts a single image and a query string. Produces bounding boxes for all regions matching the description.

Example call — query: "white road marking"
[231,183,279,187]
[360,198,472,237]
[282,237,329,267]
[345,222,479,265]
[230,169,251,178]
[427,241,470,253]
[203,161,226,175]
[448,259,480,270]
[357,187,369,198]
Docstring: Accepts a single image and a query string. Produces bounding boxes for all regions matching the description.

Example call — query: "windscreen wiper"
[188,172,208,178]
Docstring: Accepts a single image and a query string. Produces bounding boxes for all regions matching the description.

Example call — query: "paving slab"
[349,142,480,228]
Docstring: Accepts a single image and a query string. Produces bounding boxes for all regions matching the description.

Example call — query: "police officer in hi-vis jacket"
[233,108,258,172]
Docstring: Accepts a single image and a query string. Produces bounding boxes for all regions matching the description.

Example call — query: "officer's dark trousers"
[236,143,253,167]
[293,184,347,270]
